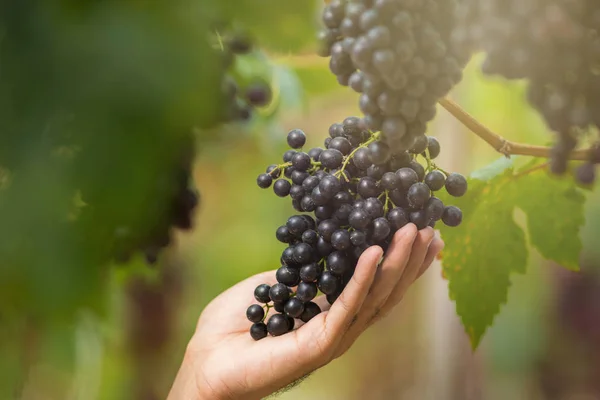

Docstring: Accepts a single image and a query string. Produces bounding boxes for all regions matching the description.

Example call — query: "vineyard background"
[2,1,600,399]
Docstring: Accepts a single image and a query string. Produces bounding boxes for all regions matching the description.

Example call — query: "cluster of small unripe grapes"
[247,122,466,339]
[452,0,600,184]
[216,31,273,123]
[112,133,200,265]
[317,0,468,154]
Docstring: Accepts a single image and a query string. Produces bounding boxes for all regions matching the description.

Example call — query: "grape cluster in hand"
[318,0,468,154]
[247,121,466,340]
[452,0,600,183]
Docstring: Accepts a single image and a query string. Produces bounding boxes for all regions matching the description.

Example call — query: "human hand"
[168,224,444,400]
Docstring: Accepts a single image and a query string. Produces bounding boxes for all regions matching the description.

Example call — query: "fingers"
[368,228,437,326]
[416,234,444,280]
[323,245,383,336]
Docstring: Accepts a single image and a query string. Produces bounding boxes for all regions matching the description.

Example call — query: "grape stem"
[438,97,592,161]
[335,131,381,180]
[268,162,292,176]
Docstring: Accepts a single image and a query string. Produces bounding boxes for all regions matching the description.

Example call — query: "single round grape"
[273,179,291,197]
[276,266,301,287]
[350,230,366,246]
[291,170,309,186]
[293,243,315,264]
[276,225,294,243]
[327,251,351,276]
[407,182,431,209]
[315,204,334,220]
[302,175,320,192]
[319,175,342,197]
[442,206,463,227]
[367,164,386,180]
[283,150,297,162]
[302,229,319,245]
[317,219,340,242]
[250,322,268,341]
[302,214,316,231]
[311,186,330,206]
[296,281,318,303]
[266,164,281,179]
[287,215,308,236]
[254,284,272,303]
[381,117,407,139]
[410,210,428,230]
[357,177,381,198]
[333,203,353,224]
[292,152,312,171]
[289,184,305,200]
[348,71,365,93]
[281,247,295,266]
[445,173,468,197]
[409,160,425,181]
[318,271,340,295]
[328,137,353,155]
[300,195,317,212]
[324,137,332,148]
[308,147,323,161]
[269,283,291,303]
[368,141,391,165]
[283,167,294,179]
[329,122,345,138]
[331,229,352,251]
[410,135,428,154]
[349,208,371,230]
[284,297,305,318]
[267,314,290,336]
[381,172,401,190]
[300,302,322,323]
[426,197,445,221]
[396,167,419,190]
[287,129,306,149]
[257,173,273,189]
[426,137,441,159]
[319,149,344,169]
[387,207,409,230]
[372,217,391,241]
[300,262,322,283]
[317,237,334,257]
[424,170,446,191]
[364,197,384,218]
[246,304,265,323]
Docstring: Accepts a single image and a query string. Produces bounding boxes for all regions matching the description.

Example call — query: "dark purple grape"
[300,302,322,323]
[284,297,305,318]
[317,219,340,242]
[350,230,367,246]
[246,304,265,323]
[269,283,290,303]
[328,137,353,155]
[320,149,344,169]
[426,137,441,159]
[381,171,401,190]
[287,215,308,236]
[331,229,352,251]
[387,207,409,230]
[276,225,294,243]
[372,217,391,241]
[445,173,467,197]
[276,266,301,287]
[368,141,391,165]
[396,167,419,190]
[300,262,323,283]
[319,175,342,197]
[364,197,384,218]
[292,152,312,171]
[308,147,323,161]
[254,284,271,303]
[315,204,334,220]
[410,210,428,230]
[302,175,320,192]
[409,160,425,181]
[410,135,429,154]
[296,281,318,303]
[407,182,431,209]
[266,164,281,179]
[327,251,351,276]
[349,208,371,230]
[357,177,381,198]
[289,184,305,200]
[317,237,334,257]
[283,150,297,162]
[442,206,462,227]
[293,243,315,264]
[425,197,444,221]
[424,170,446,191]
[273,179,291,197]
[257,173,273,188]
[267,314,289,336]
[250,322,268,340]
[318,271,339,295]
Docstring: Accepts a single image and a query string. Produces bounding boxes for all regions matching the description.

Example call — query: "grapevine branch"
[438,97,591,161]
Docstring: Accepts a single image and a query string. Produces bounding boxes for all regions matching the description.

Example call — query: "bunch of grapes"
[452,0,600,183]
[246,120,467,340]
[216,31,273,124]
[317,0,468,154]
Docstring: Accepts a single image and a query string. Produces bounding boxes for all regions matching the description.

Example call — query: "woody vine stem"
[438,97,593,161]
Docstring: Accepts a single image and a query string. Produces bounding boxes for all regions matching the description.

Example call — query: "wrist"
[168,351,219,400]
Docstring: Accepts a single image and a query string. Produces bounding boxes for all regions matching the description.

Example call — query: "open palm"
[169,224,443,400]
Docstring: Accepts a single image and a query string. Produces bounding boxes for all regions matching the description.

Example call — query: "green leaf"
[512,169,586,271]
[439,157,587,348]
[439,167,528,349]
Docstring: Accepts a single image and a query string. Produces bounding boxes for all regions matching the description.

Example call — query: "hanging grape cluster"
[317,0,469,153]
[247,122,466,339]
[112,32,274,265]
[452,0,600,183]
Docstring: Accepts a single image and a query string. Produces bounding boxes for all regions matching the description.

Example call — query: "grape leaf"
[438,158,587,348]
[512,164,586,271]
[438,166,528,349]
